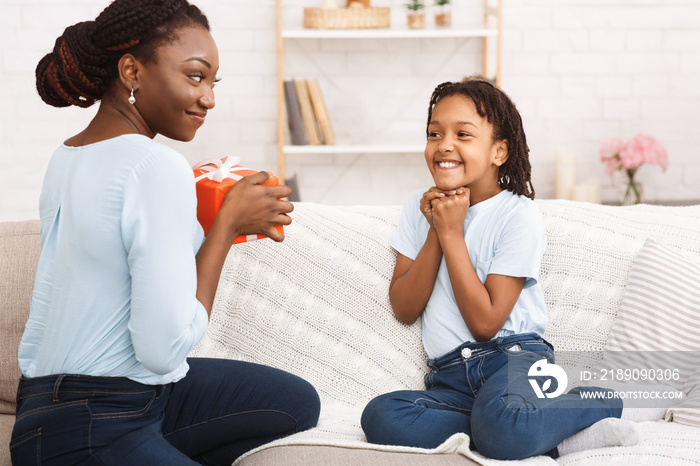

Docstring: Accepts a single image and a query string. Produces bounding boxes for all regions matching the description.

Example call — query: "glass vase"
[621,170,642,205]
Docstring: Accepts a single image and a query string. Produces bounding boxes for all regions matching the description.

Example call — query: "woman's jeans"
[10,358,320,465]
[361,333,622,460]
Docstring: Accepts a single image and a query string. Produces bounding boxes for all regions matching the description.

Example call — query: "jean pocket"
[12,399,91,465]
[522,340,554,358]
[10,427,42,466]
[502,340,552,357]
[88,389,158,420]
[502,343,524,355]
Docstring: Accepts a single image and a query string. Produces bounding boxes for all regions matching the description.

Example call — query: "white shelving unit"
[282,144,425,155]
[281,27,499,39]
[276,0,502,183]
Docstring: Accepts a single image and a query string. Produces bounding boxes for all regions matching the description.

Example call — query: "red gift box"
[193,157,283,244]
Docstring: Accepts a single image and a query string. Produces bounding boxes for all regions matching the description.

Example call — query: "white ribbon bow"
[193,156,242,183]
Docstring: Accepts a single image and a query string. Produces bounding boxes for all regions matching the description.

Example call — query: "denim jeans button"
[461,348,472,359]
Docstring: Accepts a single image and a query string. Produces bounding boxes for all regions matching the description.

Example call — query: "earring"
[128,87,136,105]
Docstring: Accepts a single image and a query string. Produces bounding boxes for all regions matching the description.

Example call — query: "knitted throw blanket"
[191,200,700,465]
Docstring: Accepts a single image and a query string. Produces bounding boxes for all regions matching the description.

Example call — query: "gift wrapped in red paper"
[192,156,283,244]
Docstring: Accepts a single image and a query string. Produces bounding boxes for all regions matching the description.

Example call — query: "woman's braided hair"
[36,0,209,108]
[426,77,535,199]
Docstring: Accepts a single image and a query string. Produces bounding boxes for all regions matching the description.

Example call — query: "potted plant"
[434,0,451,26]
[406,0,425,29]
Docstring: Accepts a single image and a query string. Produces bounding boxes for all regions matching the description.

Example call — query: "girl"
[360,78,638,459]
[11,1,319,464]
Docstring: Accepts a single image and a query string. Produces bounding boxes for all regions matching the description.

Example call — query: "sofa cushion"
[599,237,700,426]
[192,203,423,409]
[236,445,479,466]
[0,220,40,415]
[535,201,700,385]
[0,415,15,466]
[603,237,700,360]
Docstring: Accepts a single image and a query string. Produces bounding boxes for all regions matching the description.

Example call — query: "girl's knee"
[361,393,409,445]
[361,395,390,443]
[470,396,542,459]
[470,397,502,456]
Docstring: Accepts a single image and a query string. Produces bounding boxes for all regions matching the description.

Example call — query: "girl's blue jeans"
[361,333,622,460]
[10,357,320,465]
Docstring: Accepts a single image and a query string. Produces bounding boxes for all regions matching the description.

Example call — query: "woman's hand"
[195,171,293,316]
[214,171,293,243]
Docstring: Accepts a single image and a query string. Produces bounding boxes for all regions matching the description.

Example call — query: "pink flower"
[599,138,624,161]
[604,157,619,176]
[619,139,646,170]
[599,134,669,175]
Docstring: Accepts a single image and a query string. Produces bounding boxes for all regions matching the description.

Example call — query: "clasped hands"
[420,186,470,234]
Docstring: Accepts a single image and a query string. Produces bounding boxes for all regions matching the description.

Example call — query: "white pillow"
[598,237,700,426]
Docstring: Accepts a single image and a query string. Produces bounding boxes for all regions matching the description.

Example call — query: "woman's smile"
[186,110,206,126]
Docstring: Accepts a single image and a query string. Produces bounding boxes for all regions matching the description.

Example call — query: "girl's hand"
[430,187,470,237]
[214,171,293,242]
[421,187,463,226]
[420,188,444,226]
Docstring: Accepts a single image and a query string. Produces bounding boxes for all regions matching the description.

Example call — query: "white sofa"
[193,200,700,465]
[2,199,699,465]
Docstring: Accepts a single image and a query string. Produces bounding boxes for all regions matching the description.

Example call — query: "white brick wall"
[1,0,699,220]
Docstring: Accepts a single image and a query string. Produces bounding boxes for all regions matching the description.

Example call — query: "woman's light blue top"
[391,189,548,359]
[18,134,208,385]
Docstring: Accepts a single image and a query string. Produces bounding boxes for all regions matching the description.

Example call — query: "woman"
[11,1,320,464]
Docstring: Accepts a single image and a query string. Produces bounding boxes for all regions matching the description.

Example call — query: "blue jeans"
[10,358,320,465]
[361,333,622,460]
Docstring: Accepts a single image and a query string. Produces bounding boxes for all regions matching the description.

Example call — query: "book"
[294,79,321,145]
[283,80,307,145]
[285,173,300,202]
[307,79,335,146]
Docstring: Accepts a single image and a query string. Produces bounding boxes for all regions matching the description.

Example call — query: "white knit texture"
[191,199,700,464]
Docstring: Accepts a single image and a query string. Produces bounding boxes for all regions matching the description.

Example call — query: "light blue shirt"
[391,189,548,359]
[19,134,208,385]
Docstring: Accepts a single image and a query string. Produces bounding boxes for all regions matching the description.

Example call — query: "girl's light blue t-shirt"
[391,189,548,359]
[18,134,208,385]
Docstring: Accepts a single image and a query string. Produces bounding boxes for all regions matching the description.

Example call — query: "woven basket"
[303,7,390,29]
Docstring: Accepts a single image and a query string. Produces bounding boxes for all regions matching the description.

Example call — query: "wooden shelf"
[276,0,503,183]
[281,27,498,40]
[282,144,424,155]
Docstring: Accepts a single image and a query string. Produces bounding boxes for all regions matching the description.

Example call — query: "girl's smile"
[436,160,462,169]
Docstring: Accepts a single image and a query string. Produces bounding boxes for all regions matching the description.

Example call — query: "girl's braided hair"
[36,0,209,108]
[426,77,535,199]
